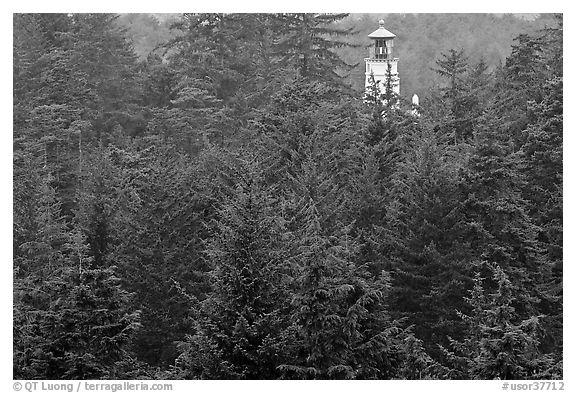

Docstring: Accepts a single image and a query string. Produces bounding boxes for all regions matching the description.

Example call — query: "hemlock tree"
[490,30,550,150]
[363,71,417,186]
[520,77,563,355]
[433,48,487,142]
[108,143,213,366]
[272,13,358,84]
[173,159,295,379]
[442,265,561,380]
[278,198,434,379]
[14,263,142,379]
[68,13,143,138]
[381,124,472,359]
[14,179,141,379]
[146,76,226,153]
[159,13,281,148]
[14,173,70,278]
[457,106,544,319]
[382,63,399,110]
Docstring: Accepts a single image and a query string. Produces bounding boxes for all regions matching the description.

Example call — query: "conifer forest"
[13,13,563,380]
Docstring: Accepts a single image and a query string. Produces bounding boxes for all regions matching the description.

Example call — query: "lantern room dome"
[368,20,396,39]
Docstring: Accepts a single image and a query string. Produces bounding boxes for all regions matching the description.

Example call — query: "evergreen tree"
[364,74,388,145]
[433,48,485,141]
[382,63,399,109]
[455,104,545,326]
[173,158,295,379]
[157,13,279,149]
[490,31,549,149]
[442,265,561,379]
[68,13,142,135]
[15,173,69,275]
[521,77,562,258]
[520,78,562,356]
[272,13,357,84]
[108,143,214,366]
[279,198,433,379]
[255,77,364,213]
[435,49,468,102]
[363,71,417,186]
[75,144,117,268]
[14,262,141,379]
[381,124,471,359]
[14,181,141,379]
[139,53,177,109]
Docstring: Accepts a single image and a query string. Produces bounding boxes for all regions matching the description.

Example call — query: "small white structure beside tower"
[365,20,400,96]
[411,94,420,117]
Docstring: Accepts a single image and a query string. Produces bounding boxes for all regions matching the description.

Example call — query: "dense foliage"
[13,13,562,380]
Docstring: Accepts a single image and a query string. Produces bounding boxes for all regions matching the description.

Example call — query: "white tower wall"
[365,58,400,95]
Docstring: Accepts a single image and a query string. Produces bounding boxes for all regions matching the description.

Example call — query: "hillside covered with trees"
[116,13,559,98]
[13,13,562,380]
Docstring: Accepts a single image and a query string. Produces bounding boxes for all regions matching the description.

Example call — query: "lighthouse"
[365,20,400,97]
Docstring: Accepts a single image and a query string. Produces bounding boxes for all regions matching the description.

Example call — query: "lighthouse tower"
[365,20,400,96]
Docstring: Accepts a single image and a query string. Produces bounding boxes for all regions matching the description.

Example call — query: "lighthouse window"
[375,40,391,59]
